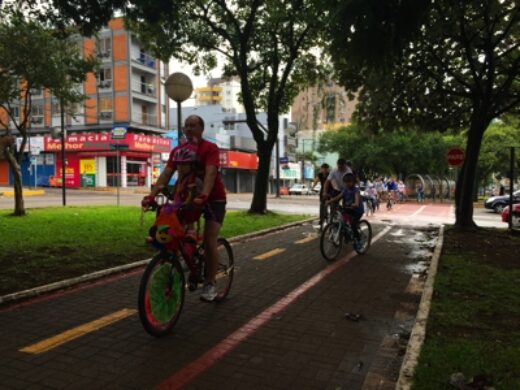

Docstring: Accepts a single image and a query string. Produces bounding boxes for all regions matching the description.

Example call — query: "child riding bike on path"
[327,173,365,250]
[144,144,203,257]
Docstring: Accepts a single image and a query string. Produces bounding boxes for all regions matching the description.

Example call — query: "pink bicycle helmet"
[172,144,198,163]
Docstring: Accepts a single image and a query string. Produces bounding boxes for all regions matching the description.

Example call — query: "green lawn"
[412,228,520,389]
[0,206,308,296]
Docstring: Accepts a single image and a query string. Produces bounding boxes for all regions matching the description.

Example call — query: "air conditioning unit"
[100,112,113,120]
[30,117,43,125]
[98,81,112,89]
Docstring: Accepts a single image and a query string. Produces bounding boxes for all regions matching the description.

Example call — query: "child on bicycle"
[143,144,203,253]
[328,172,364,246]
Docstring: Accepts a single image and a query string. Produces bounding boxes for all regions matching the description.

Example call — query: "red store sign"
[219,151,258,170]
[44,133,171,153]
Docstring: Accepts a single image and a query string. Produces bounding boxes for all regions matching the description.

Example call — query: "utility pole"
[508,146,515,231]
[60,97,66,206]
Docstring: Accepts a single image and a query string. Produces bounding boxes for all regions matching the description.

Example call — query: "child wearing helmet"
[145,144,202,255]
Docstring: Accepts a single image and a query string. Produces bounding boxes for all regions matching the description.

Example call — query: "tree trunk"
[455,117,490,228]
[249,144,274,214]
[5,151,26,216]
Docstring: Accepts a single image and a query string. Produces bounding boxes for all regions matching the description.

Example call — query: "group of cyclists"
[312,159,408,230]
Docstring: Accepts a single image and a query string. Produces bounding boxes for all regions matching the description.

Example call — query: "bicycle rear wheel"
[320,222,344,261]
[138,253,185,337]
[213,238,234,302]
[354,220,372,255]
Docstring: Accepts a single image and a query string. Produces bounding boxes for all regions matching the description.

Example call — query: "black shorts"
[203,201,226,225]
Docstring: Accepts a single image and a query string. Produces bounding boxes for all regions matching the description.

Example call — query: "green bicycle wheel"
[138,253,185,337]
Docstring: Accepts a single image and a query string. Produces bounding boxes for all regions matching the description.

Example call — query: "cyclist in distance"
[327,172,365,249]
[142,115,226,302]
[323,158,352,201]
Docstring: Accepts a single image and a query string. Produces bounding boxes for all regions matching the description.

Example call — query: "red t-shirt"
[167,139,226,202]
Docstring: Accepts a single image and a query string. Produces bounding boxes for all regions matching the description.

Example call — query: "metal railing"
[133,52,156,69]
[132,112,157,126]
[132,80,156,97]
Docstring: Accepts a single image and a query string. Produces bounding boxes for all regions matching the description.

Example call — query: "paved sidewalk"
[0,222,438,389]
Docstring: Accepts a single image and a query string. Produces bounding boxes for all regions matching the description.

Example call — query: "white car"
[289,184,311,195]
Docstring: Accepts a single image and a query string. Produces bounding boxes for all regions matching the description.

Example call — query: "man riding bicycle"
[142,115,226,302]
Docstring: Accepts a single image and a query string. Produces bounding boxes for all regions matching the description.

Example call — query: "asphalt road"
[0,188,505,228]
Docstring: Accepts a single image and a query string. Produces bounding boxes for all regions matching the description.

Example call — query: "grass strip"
[412,228,520,389]
[0,206,308,295]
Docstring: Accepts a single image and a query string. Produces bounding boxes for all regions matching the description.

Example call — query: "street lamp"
[165,72,193,142]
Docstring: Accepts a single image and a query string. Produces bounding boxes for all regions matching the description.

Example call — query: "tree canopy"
[0,5,96,216]
[318,125,461,178]
[323,0,520,227]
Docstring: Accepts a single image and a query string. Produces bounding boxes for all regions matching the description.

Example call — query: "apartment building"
[193,77,244,113]
[0,17,171,188]
[291,81,358,133]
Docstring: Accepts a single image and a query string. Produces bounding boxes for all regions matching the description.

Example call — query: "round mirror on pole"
[165,72,193,142]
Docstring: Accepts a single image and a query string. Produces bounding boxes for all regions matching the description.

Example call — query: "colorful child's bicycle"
[138,195,234,337]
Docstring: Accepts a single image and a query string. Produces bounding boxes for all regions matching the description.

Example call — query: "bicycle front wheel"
[320,222,344,261]
[138,253,185,337]
[354,220,373,255]
[214,238,234,302]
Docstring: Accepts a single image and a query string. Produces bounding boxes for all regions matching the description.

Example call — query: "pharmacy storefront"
[44,132,171,188]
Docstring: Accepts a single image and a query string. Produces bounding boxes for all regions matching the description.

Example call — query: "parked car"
[501,203,520,227]
[289,184,311,195]
[484,190,520,213]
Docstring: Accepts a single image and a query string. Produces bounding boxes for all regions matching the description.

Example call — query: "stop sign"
[447,148,465,167]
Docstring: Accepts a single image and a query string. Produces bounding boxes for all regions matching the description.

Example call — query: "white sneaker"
[200,283,218,302]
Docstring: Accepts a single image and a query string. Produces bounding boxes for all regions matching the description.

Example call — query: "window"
[52,101,61,116]
[97,68,112,89]
[99,97,113,120]
[30,104,44,125]
[97,37,111,58]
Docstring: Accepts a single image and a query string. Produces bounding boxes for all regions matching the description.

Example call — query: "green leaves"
[318,124,463,177]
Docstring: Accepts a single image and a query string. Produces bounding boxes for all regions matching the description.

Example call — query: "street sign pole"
[275,136,280,198]
[60,98,66,206]
[508,146,514,231]
[117,146,120,207]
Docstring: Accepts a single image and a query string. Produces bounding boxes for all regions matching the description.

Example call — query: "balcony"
[197,95,222,102]
[131,52,157,73]
[132,80,157,101]
[132,112,157,127]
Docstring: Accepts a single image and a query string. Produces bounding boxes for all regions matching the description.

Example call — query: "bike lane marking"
[409,205,426,217]
[18,308,136,354]
[156,225,393,390]
[253,248,286,260]
[294,235,318,244]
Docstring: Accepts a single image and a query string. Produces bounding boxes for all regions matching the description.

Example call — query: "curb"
[396,224,445,390]
[0,216,316,306]
[3,189,46,197]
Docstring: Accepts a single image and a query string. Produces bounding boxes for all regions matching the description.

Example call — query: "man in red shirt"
[145,115,226,301]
